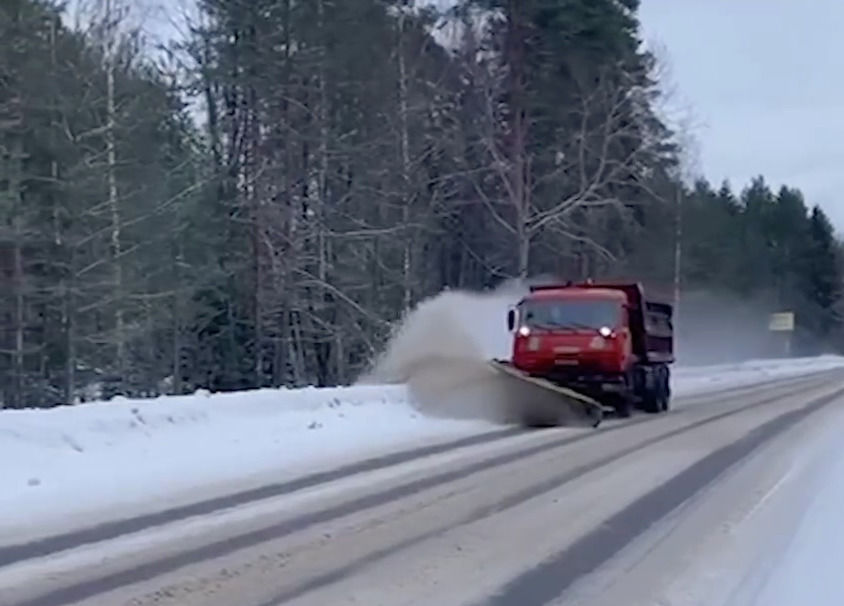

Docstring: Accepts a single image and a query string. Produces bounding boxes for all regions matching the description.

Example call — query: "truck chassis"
[546,363,671,418]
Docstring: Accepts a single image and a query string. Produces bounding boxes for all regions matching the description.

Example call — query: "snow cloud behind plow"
[358,282,593,426]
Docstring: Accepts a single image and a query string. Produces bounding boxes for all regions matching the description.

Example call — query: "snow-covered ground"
[0,384,497,541]
[671,354,844,393]
[614,366,844,606]
[744,414,844,606]
[1,355,843,543]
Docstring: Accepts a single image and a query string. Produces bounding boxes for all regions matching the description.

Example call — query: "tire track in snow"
[0,370,831,570]
[7,372,843,606]
[0,426,526,568]
[480,385,844,606]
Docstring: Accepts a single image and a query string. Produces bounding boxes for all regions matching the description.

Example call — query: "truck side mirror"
[507,309,516,332]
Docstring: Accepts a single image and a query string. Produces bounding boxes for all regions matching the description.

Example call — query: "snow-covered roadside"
[1,356,842,541]
[672,354,844,395]
[0,385,498,541]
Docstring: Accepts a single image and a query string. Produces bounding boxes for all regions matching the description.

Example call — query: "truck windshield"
[520,299,621,330]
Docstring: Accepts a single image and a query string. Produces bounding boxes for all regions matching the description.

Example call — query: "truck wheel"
[643,366,669,414]
[660,365,671,412]
[642,391,662,414]
[615,397,633,418]
[654,390,669,413]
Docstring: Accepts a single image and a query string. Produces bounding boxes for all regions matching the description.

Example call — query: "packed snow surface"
[1,355,843,540]
[671,355,844,393]
[746,426,844,606]
[0,384,497,539]
[639,376,844,606]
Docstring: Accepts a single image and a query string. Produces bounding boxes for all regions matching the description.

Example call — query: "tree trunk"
[316,0,333,384]
[280,0,304,386]
[9,133,25,408]
[48,15,76,404]
[249,81,262,385]
[171,239,186,395]
[397,3,414,309]
[517,223,529,279]
[105,0,126,385]
[507,0,530,279]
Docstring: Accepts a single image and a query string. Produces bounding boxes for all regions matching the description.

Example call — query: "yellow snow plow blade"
[488,359,606,428]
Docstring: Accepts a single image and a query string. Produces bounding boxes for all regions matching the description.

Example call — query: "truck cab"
[507,282,673,417]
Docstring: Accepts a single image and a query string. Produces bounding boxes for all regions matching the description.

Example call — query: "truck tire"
[642,390,663,414]
[660,366,671,412]
[642,365,669,414]
[615,396,634,418]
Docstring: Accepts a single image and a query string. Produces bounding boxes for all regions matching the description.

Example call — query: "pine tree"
[804,206,841,336]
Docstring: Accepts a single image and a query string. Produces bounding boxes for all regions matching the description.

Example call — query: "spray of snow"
[360,283,523,383]
[358,281,596,427]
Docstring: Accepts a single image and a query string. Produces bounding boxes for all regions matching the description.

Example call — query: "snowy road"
[3,368,844,606]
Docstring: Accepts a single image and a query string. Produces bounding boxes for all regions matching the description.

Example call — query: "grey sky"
[639,0,844,230]
[64,1,844,230]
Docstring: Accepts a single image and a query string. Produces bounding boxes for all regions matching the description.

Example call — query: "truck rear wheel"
[659,365,671,412]
[642,365,670,414]
[642,390,663,414]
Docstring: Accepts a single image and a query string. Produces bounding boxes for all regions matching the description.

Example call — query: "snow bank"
[672,355,844,396]
[0,384,497,539]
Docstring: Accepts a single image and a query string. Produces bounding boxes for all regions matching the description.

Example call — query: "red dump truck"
[492,281,674,423]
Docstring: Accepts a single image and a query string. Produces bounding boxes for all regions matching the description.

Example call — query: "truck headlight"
[599,326,613,338]
[518,325,531,337]
[589,336,607,350]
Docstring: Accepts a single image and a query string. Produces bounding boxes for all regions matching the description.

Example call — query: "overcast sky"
[639,0,844,231]
[64,0,844,230]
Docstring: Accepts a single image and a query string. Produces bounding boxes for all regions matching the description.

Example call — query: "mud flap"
[488,359,607,428]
